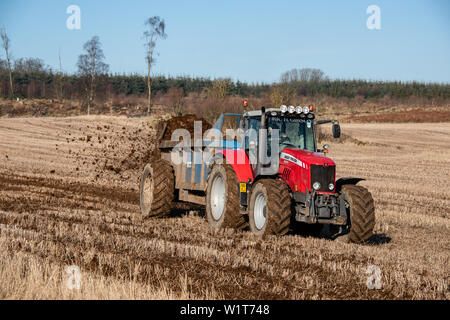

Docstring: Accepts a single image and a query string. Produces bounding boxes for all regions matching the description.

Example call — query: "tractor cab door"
[243,115,281,177]
[242,116,261,174]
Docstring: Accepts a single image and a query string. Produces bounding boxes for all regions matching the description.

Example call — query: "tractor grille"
[310,165,335,192]
[281,168,291,181]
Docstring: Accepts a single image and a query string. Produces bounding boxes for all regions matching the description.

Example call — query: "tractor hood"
[281,148,335,167]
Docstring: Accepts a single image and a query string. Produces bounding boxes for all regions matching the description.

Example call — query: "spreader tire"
[139,159,175,218]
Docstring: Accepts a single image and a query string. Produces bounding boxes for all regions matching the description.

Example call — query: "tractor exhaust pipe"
[256,107,266,176]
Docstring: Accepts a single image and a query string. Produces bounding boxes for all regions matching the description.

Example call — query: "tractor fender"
[211,149,254,183]
[335,177,365,192]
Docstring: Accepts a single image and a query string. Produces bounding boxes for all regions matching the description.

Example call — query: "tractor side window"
[246,117,261,148]
[245,117,261,164]
[304,121,315,151]
[248,117,261,131]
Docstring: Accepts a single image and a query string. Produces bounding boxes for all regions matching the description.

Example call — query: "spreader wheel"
[139,159,175,218]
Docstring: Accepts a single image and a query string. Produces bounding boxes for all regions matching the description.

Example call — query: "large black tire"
[341,185,375,243]
[248,179,292,237]
[139,159,175,218]
[206,163,247,230]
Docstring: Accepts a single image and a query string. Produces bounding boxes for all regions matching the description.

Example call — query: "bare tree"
[143,16,167,115]
[77,36,109,115]
[280,68,327,83]
[57,48,63,100]
[0,27,14,98]
[203,78,231,100]
[202,78,232,121]
[270,84,295,107]
[14,57,46,73]
[166,87,185,115]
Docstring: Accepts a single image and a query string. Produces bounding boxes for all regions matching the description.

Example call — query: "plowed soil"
[0,117,449,299]
[347,108,450,123]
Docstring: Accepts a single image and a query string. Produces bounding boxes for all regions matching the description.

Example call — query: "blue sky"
[0,0,449,83]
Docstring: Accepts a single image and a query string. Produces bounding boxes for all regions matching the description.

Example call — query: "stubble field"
[0,116,448,299]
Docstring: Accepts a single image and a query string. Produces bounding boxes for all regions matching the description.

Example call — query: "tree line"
[1,65,447,100]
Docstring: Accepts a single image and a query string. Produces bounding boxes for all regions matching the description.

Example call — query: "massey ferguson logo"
[280,153,307,169]
[323,163,329,167]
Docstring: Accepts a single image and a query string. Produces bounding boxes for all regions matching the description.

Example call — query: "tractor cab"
[239,106,340,182]
[241,107,316,156]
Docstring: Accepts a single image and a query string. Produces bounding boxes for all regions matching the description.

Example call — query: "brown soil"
[0,98,166,118]
[347,109,450,123]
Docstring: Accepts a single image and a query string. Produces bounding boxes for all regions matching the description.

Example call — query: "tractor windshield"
[267,117,315,152]
[245,116,315,153]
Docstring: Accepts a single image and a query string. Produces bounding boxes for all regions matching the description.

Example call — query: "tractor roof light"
[280,105,287,113]
[303,106,310,114]
[309,105,315,112]
[288,105,295,114]
[295,106,302,114]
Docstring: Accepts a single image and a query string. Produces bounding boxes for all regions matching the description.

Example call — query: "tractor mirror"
[332,124,341,139]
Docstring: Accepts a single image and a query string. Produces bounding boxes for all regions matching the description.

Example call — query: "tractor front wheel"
[248,179,292,237]
[206,163,247,230]
[340,185,375,243]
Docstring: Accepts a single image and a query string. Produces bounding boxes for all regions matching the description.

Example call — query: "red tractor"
[140,105,375,243]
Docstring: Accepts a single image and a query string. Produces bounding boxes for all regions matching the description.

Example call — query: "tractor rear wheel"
[341,185,375,243]
[248,179,292,237]
[206,163,247,230]
[139,159,175,218]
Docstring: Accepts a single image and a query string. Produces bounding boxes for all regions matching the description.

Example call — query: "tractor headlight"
[303,106,310,114]
[280,105,287,113]
[312,182,321,190]
[295,106,302,114]
[328,183,335,191]
[288,105,295,114]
